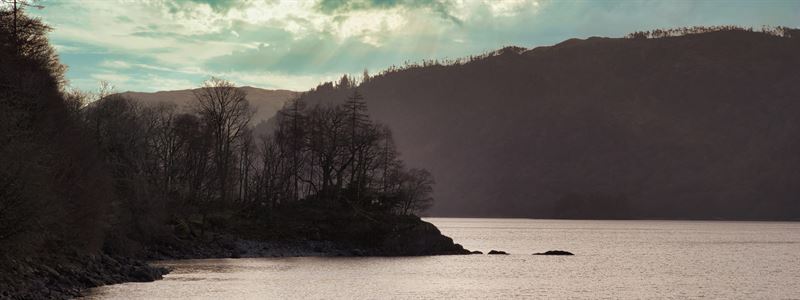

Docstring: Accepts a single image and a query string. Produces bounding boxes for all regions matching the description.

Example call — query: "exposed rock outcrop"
[534,250,574,256]
[380,219,470,256]
[0,253,168,300]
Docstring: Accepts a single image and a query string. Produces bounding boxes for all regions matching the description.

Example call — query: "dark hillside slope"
[299,30,800,219]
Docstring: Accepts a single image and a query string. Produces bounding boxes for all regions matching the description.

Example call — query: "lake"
[84,218,800,299]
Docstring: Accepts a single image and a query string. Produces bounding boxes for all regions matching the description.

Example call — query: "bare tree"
[193,77,254,204]
[276,96,306,201]
[343,89,370,203]
[148,102,182,193]
[398,168,435,215]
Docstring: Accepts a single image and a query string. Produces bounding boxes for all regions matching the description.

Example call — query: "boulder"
[469,250,483,255]
[487,250,508,255]
[533,250,574,256]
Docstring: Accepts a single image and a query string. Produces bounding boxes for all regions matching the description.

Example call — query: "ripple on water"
[84,219,800,299]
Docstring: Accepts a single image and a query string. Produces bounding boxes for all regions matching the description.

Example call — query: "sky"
[24,0,800,92]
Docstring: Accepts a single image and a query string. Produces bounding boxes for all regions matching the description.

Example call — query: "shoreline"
[426,216,800,222]
[3,240,468,300]
[0,253,168,300]
[2,219,470,299]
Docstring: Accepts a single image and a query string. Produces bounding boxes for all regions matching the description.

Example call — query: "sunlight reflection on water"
[85,218,800,299]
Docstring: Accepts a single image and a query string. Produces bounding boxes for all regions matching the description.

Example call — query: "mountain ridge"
[119,29,800,220]
[296,29,800,220]
[119,86,296,123]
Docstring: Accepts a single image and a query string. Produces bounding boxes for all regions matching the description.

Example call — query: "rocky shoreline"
[143,219,470,260]
[0,253,168,300]
[1,219,469,299]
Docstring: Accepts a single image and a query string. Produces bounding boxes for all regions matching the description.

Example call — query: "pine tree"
[344,89,369,202]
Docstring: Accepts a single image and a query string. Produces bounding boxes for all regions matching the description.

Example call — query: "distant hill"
[120,86,296,123]
[299,29,800,220]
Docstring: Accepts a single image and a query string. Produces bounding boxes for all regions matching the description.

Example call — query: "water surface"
[85,218,800,299]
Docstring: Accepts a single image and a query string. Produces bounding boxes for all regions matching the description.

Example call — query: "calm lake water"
[84,218,800,299]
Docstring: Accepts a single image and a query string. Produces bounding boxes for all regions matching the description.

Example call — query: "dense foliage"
[1,2,108,255]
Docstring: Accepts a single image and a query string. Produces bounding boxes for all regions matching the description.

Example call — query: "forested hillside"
[300,27,800,220]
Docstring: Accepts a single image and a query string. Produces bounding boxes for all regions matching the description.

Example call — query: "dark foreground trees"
[1,1,107,254]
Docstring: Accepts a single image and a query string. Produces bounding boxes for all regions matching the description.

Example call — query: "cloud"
[91,73,131,83]
[316,0,463,24]
[29,0,800,94]
[167,0,265,13]
[204,33,384,75]
[99,60,131,69]
[52,43,84,53]
[220,71,339,91]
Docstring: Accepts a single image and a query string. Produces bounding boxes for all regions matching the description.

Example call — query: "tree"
[362,69,370,84]
[84,94,169,244]
[305,103,348,199]
[148,102,183,194]
[337,74,353,89]
[253,134,284,209]
[237,126,255,202]
[1,0,62,87]
[376,124,399,196]
[193,77,254,204]
[276,96,306,201]
[343,89,369,202]
[397,168,435,215]
[1,2,108,253]
[170,112,215,235]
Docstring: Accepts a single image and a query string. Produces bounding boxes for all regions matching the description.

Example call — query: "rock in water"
[487,250,509,255]
[533,250,574,256]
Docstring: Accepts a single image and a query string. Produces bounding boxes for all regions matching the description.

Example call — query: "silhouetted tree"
[1,2,108,253]
[397,168,435,215]
[193,77,254,205]
[362,69,370,84]
[344,89,369,202]
[276,96,307,201]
